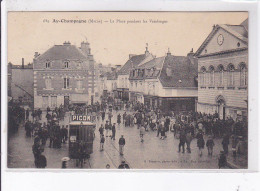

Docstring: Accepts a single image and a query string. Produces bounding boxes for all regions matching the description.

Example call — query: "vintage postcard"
[6,11,249,169]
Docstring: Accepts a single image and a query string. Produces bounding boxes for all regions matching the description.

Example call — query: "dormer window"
[46,62,51,68]
[64,61,69,68]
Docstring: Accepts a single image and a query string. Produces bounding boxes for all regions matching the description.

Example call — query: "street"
[8,110,228,169]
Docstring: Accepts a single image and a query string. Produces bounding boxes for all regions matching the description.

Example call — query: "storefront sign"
[72,115,92,121]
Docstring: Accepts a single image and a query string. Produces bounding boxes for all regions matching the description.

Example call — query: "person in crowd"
[185,131,192,153]
[178,127,186,153]
[222,133,230,155]
[108,111,113,124]
[140,125,145,143]
[196,129,205,157]
[218,151,227,169]
[117,113,121,127]
[32,137,44,168]
[105,120,109,137]
[36,154,47,168]
[26,108,30,120]
[119,135,125,156]
[25,120,31,137]
[101,110,106,121]
[206,135,215,156]
[99,124,104,138]
[100,135,105,151]
[111,123,116,140]
[118,160,130,169]
[123,112,127,125]
[157,121,162,137]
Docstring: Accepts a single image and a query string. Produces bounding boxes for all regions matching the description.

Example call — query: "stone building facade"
[129,50,198,113]
[117,47,154,101]
[33,41,95,110]
[195,19,248,120]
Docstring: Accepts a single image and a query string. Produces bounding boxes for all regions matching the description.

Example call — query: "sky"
[8,12,248,66]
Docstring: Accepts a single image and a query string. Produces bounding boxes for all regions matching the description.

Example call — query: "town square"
[7,12,248,169]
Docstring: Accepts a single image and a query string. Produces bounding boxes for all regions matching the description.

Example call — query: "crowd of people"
[10,95,248,169]
[97,100,248,169]
[24,107,69,168]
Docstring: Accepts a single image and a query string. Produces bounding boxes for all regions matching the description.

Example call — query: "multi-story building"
[117,46,154,101]
[33,41,95,110]
[195,19,248,120]
[129,49,198,113]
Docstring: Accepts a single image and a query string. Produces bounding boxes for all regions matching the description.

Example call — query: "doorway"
[216,95,226,120]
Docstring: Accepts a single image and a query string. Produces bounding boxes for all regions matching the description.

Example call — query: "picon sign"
[72,115,92,121]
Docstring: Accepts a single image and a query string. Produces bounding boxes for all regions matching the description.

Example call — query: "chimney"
[63,41,71,45]
[81,41,91,56]
[22,58,24,69]
[187,48,195,57]
[166,48,171,56]
[34,52,39,58]
[145,43,149,56]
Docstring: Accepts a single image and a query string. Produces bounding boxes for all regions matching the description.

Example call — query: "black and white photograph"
[6,11,249,169]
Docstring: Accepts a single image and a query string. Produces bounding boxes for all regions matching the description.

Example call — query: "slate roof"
[159,55,198,88]
[106,71,118,80]
[138,56,165,69]
[35,44,88,61]
[118,54,147,75]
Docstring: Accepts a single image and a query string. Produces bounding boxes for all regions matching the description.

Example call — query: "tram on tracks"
[68,115,95,167]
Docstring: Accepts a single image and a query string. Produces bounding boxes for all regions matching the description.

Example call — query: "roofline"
[197,47,247,58]
[195,24,248,57]
[35,44,89,61]
[161,86,198,89]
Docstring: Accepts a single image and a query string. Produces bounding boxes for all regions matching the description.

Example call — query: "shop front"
[159,97,196,114]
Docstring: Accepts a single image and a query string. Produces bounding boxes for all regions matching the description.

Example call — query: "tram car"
[68,115,95,166]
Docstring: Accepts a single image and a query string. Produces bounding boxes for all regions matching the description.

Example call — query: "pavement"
[7,110,247,169]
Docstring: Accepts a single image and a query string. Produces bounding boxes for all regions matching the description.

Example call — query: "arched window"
[217,65,224,86]
[227,64,235,86]
[209,66,215,85]
[200,67,206,86]
[239,63,247,86]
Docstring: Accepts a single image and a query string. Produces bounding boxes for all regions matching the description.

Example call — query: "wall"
[11,68,34,101]
[198,50,248,110]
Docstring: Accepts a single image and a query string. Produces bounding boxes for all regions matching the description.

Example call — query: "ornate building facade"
[195,19,248,120]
